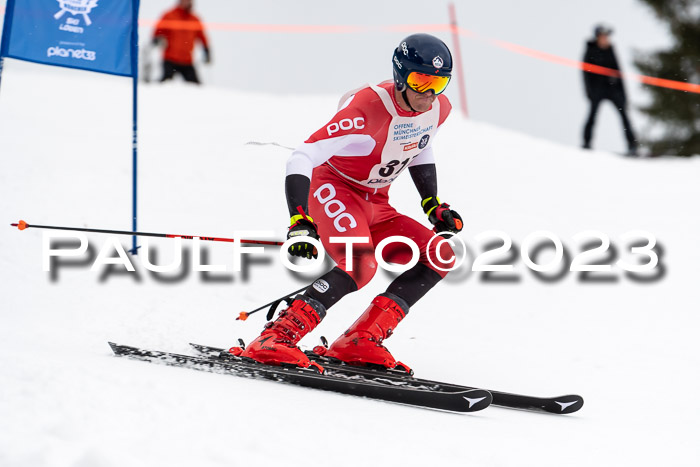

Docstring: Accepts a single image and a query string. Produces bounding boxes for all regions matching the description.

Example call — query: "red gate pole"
[448,2,469,118]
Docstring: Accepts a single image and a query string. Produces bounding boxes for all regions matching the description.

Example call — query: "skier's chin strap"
[401,89,419,113]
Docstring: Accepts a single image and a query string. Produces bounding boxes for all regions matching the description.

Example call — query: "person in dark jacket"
[582,25,637,155]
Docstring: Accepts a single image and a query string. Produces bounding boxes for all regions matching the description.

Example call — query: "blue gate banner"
[1,0,138,77]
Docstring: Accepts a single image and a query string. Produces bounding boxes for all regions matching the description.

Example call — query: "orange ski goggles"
[405,72,451,95]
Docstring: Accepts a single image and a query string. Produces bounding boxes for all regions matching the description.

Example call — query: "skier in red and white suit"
[240,34,463,373]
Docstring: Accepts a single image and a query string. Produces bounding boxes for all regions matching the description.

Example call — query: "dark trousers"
[160,60,200,84]
[583,92,636,149]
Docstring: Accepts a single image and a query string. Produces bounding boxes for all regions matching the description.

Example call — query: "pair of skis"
[109,342,583,415]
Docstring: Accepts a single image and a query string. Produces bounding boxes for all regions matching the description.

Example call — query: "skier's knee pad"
[306,267,358,310]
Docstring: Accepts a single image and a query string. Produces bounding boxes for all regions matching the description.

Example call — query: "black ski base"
[190,343,584,415]
[108,342,492,413]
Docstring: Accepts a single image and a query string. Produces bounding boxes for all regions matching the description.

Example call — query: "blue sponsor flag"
[1,0,139,77]
[1,0,142,253]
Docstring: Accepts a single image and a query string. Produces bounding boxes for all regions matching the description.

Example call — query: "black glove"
[287,212,320,259]
[203,47,211,64]
[422,196,463,235]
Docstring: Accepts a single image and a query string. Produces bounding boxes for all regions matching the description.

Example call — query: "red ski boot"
[239,296,326,372]
[324,293,412,373]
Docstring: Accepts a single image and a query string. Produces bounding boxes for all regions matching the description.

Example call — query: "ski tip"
[550,395,584,414]
[237,312,249,321]
[107,342,119,353]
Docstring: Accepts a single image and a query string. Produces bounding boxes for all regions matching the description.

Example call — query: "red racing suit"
[287,81,455,289]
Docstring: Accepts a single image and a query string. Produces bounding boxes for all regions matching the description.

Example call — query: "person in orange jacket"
[152,0,210,84]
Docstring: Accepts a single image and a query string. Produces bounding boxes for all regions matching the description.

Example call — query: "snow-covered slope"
[1,59,699,467]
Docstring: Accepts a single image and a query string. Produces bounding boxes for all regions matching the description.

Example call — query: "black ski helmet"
[392,33,453,92]
[594,24,613,37]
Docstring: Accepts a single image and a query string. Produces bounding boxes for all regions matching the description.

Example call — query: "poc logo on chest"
[327,117,365,136]
[313,183,358,232]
